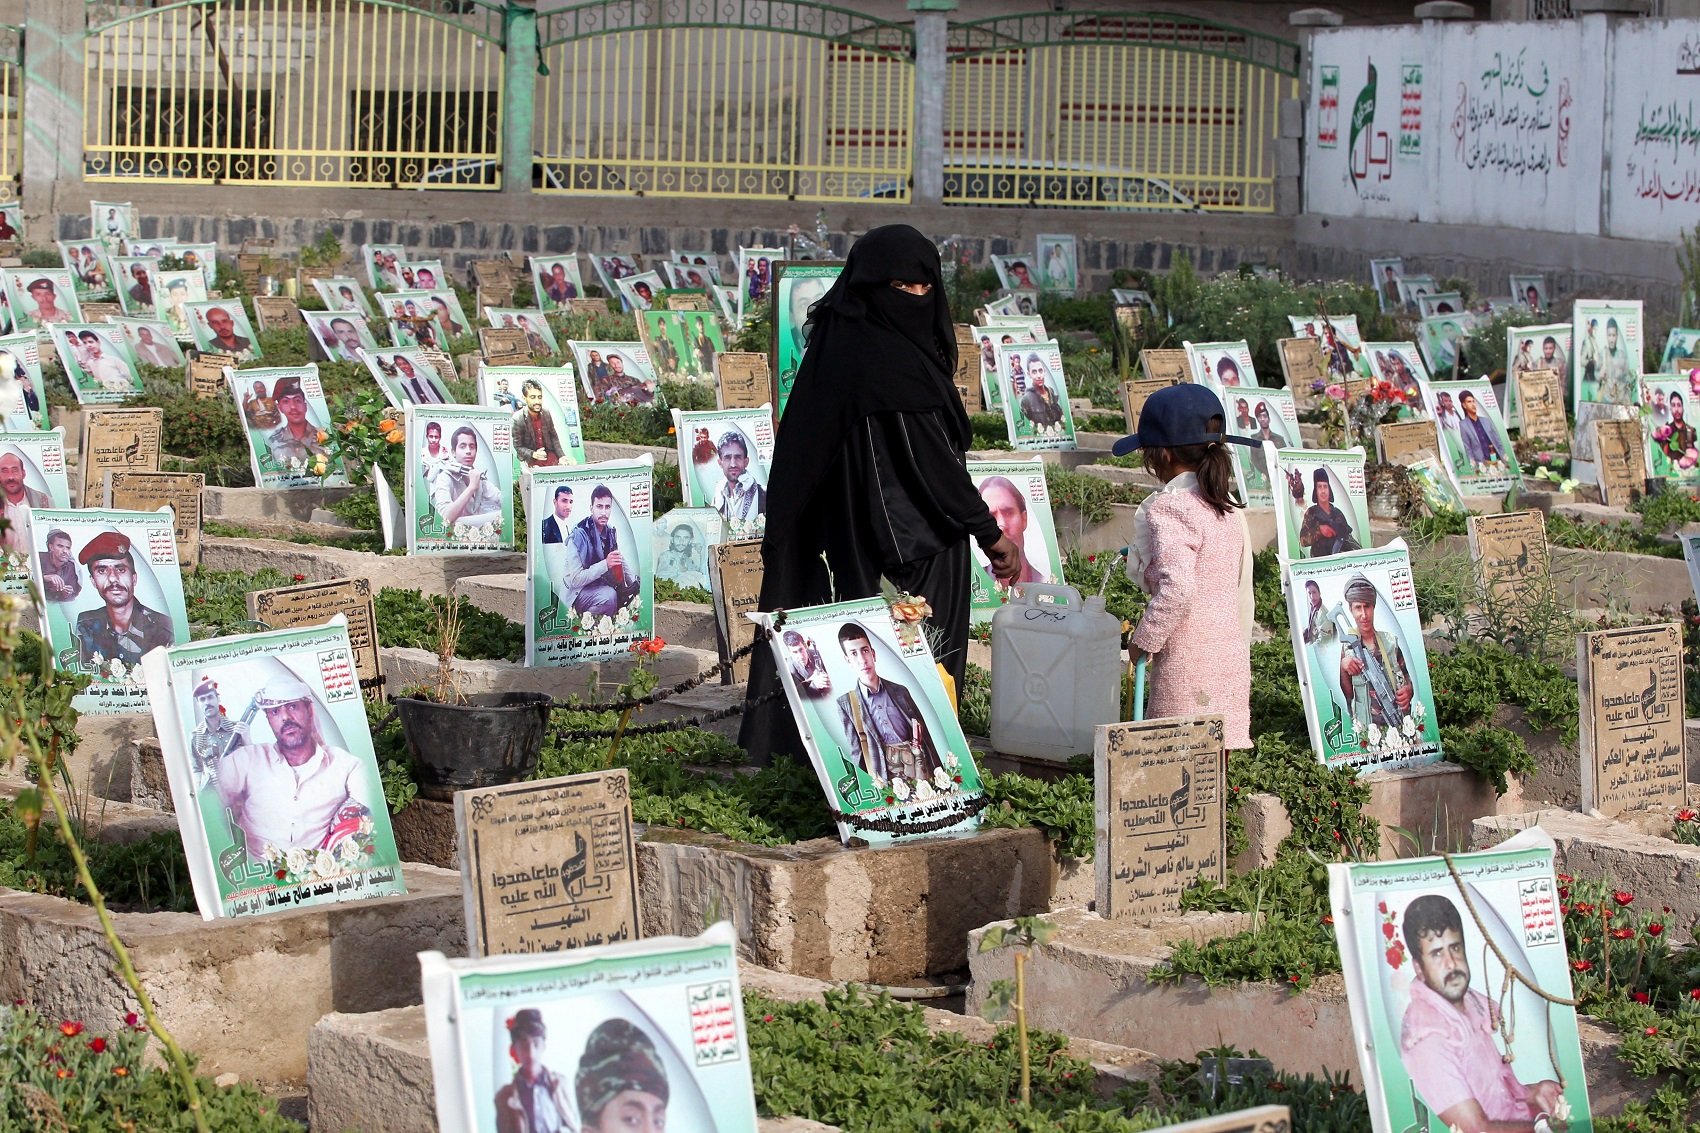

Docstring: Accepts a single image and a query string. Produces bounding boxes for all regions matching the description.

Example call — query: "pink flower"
[1654,424,1673,443]
[1681,447,1699,470]
[1324,383,1347,401]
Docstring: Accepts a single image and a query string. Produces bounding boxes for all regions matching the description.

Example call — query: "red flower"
[1557,873,1574,884]
[276,868,288,880]
[1647,923,1664,937]
[1631,991,1650,1004]
[761,1015,774,1023]
[1613,890,1635,907]
[124,1013,139,1028]
[1690,988,1700,1001]
[1611,927,1635,940]
[88,1037,106,1053]
[1573,960,1594,972]
[1322,914,1335,926]
[1645,1026,1660,1037]
[1678,808,1699,822]
[292,573,306,582]
[1378,900,1389,913]
[1385,943,1406,969]
[58,1021,83,1037]
[1382,922,1396,940]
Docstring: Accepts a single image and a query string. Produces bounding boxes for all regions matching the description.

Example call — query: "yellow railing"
[82,0,505,188]
[945,12,1298,213]
[0,26,19,203]
[535,0,913,202]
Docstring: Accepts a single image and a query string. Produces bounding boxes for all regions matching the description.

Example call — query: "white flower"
[943,752,961,772]
[596,615,613,636]
[106,658,127,680]
[1412,699,1427,723]
[285,847,312,878]
[336,837,363,865]
[357,816,374,837]
[580,612,594,631]
[1553,1097,1572,1124]
[312,849,339,879]
[261,844,284,866]
[1366,722,1382,749]
[89,651,105,666]
[1401,715,1418,740]
[912,778,936,801]
[932,766,952,791]
[890,777,911,802]
[614,606,632,627]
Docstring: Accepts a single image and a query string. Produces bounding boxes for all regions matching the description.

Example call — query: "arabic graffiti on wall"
[1609,20,1700,242]
[1307,27,1420,220]
[1448,48,1570,189]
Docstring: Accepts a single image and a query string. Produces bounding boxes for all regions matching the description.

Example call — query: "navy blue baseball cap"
[1112,383,1259,456]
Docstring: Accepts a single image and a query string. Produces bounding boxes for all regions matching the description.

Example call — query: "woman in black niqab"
[739,224,1020,764]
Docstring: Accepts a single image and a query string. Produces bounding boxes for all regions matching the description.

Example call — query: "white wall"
[1605,18,1700,241]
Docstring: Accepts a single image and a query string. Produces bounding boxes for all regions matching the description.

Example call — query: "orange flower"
[890,596,932,624]
[316,429,330,444]
[385,428,405,444]
[377,418,397,433]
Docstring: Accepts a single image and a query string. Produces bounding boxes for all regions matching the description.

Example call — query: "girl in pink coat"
[1113,384,1255,749]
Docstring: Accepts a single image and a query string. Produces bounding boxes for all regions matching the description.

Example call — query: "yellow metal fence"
[535,0,913,202]
[0,26,19,204]
[82,0,505,188]
[945,12,1298,213]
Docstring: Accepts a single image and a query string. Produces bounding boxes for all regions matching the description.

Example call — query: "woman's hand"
[985,534,1022,583]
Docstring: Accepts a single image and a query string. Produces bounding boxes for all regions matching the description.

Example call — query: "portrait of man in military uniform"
[73,530,175,669]
[264,374,331,468]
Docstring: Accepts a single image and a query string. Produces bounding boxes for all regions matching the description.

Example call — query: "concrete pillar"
[908,0,955,207]
[1285,11,1343,219]
[21,0,84,232]
[502,1,540,196]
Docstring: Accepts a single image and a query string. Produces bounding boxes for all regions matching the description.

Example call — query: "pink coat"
[1130,486,1253,749]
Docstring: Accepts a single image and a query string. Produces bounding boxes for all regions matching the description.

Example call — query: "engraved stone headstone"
[1094,716,1226,920]
[1377,419,1442,467]
[568,297,611,317]
[1139,348,1192,384]
[1467,509,1551,620]
[709,539,764,684]
[105,470,204,566]
[248,577,384,697]
[479,326,531,362]
[1121,378,1175,433]
[1578,624,1688,817]
[253,296,302,332]
[954,325,984,415]
[1594,418,1646,508]
[80,407,162,506]
[455,769,640,958]
[664,292,713,312]
[187,353,238,399]
[714,352,772,412]
[1515,367,1568,443]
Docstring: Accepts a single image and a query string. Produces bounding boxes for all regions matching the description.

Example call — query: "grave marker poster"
[1573,299,1643,408]
[653,507,719,591]
[183,299,261,361]
[0,331,49,430]
[1639,377,1700,485]
[480,365,585,474]
[1094,716,1226,920]
[1376,419,1442,468]
[569,340,657,407]
[772,262,842,416]
[1466,509,1552,624]
[2,268,82,333]
[1578,623,1688,816]
[712,352,771,412]
[966,458,1064,623]
[456,769,640,958]
[1506,323,1572,428]
[755,596,985,845]
[1594,418,1646,507]
[995,340,1076,452]
[248,577,383,698]
[404,404,515,554]
[104,469,203,566]
[1329,829,1593,1133]
[1421,379,1519,496]
[52,323,143,404]
[419,923,759,1133]
[24,506,188,714]
[671,407,773,542]
[364,347,452,408]
[525,458,655,667]
[1225,388,1299,508]
[1139,348,1192,384]
[0,428,71,594]
[226,365,348,489]
[708,539,762,684]
[1282,539,1442,772]
[1516,368,1569,444]
[1268,446,1371,563]
[140,619,406,920]
[641,309,723,385]
[1186,339,1259,394]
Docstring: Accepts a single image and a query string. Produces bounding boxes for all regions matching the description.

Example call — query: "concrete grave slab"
[202,535,525,598]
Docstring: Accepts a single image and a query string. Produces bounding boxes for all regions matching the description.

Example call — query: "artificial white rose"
[285,846,313,878]
[313,849,339,879]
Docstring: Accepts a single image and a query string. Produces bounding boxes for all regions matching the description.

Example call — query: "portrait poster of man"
[1417,313,1477,376]
[110,317,186,371]
[185,299,262,362]
[524,458,655,667]
[420,922,759,1133]
[671,407,774,541]
[312,276,376,319]
[590,254,643,306]
[570,340,659,407]
[1034,233,1079,295]
[1225,388,1300,507]
[1573,299,1643,408]
[3,269,82,333]
[1269,446,1372,564]
[111,255,161,318]
[404,404,514,554]
[614,271,666,314]
[155,269,208,341]
[91,201,136,246]
[1638,378,1700,486]
[974,324,1037,413]
[173,242,217,290]
[1396,274,1439,312]
[1504,323,1572,429]
[139,619,406,920]
[1660,327,1700,373]
[1415,292,1466,320]
[756,596,985,845]
[641,309,724,386]
[1421,380,1519,496]
[1369,257,1404,313]
[1362,340,1430,393]
[669,248,723,282]
[1510,274,1549,313]
[396,258,447,292]
[224,364,349,489]
[0,203,23,245]
[58,240,115,301]
[484,307,561,357]
[772,262,843,416]
[1329,829,1592,1133]
[529,254,585,310]
[966,458,1064,623]
[1288,313,1372,380]
[735,246,782,324]
[994,340,1077,452]
[361,243,407,290]
[1186,339,1259,396]
[660,260,718,291]
[23,506,188,714]
[989,254,1040,293]
[652,507,720,592]
[479,364,586,474]
[365,348,451,409]
[304,311,379,364]
[0,431,72,592]
[712,284,740,329]
[1282,540,1442,771]
[0,332,49,431]
[52,323,144,404]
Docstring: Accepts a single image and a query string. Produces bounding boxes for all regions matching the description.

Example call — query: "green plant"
[317,386,405,487]
[298,229,343,272]
[1045,467,1146,526]
[1675,806,1700,846]
[980,772,1094,860]
[977,915,1061,1107]
[372,588,525,662]
[0,1005,302,1131]
[1438,723,1536,795]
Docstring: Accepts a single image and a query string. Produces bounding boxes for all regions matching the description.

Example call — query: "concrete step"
[307,962,1160,1133]
[454,575,716,652]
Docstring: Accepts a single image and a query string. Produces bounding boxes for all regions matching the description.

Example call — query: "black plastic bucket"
[395,691,553,801]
